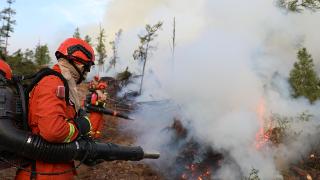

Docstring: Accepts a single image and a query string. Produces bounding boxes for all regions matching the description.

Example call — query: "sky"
[0,0,110,56]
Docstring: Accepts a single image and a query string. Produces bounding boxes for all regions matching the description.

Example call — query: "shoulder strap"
[26,68,70,104]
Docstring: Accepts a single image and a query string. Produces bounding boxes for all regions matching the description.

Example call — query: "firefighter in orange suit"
[88,77,108,138]
[16,38,102,180]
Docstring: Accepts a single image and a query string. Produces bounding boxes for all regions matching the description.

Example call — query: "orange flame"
[255,97,271,149]
[181,163,212,180]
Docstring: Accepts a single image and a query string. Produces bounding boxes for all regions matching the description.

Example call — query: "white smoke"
[93,0,320,179]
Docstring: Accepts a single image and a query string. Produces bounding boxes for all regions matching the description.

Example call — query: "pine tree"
[0,0,16,56]
[277,0,320,12]
[109,29,122,70]
[84,35,92,45]
[34,43,51,67]
[73,27,81,38]
[95,25,107,72]
[133,21,163,94]
[289,47,320,103]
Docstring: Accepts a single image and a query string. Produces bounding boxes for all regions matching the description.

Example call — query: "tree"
[108,29,122,71]
[133,21,163,94]
[7,49,38,75]
[34,43,51,67]
[84,35,92,45]
[170,17,176,74]
[116,66,132,88]
[0,11,4,51]
[73,27,81,38]
[0,0,16,56]
[23,48,34,62]
[95,25,107,72]
[244,168,261,180]
[277,0,320,12]
[171,17,176,60]
[289,47,320,103]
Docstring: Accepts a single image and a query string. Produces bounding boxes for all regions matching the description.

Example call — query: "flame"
[181,163,212,180]
[255,97,271,149]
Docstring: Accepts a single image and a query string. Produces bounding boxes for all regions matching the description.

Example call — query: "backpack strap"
[26,68,70,104]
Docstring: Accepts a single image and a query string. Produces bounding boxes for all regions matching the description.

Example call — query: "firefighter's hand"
[74,109,92,136]
[95,90,107,102]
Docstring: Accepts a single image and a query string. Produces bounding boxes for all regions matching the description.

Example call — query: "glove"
[74,109,92,136]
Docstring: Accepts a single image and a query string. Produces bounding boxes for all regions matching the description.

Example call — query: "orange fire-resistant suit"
[15,65,103,180]
[89,112,104,138]
[88,79,106,139]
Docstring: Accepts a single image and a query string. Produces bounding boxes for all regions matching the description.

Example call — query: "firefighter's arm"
[33,76,79,143]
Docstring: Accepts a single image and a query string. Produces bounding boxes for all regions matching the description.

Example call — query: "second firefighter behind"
[87,75,108,138]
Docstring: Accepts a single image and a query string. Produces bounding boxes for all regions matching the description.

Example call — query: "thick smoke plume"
[95,0,320,179]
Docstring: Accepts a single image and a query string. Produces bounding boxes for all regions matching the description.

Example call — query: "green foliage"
[73,27,81,38]
[6,49,38,76]
[34,43,51,66]
[297,111,313,122]
[277,0,320,12]
[269,111,313,144]
[95,25,107,69]
[84,35,92,45]
[0,48,5,60]
[116,67,132,88]
[289,48,320,103]
[133,21,162,94]
[23,48,34,62]
[244,168,261,180]
[133,21,163,62]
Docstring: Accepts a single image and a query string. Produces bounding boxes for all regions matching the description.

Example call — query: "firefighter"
[15,38,103,180]
[88,76,108,138]
[88,75,100,90]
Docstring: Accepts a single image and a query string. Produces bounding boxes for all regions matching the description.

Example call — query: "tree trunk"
[139,42,150,95]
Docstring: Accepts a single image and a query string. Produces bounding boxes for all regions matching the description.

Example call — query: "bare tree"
[169,17,176,73]
[171,17,176,60]
[108,29,122,71]
[133,21,163,95]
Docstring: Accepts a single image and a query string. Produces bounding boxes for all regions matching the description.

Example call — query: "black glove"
[74,109,91,136]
